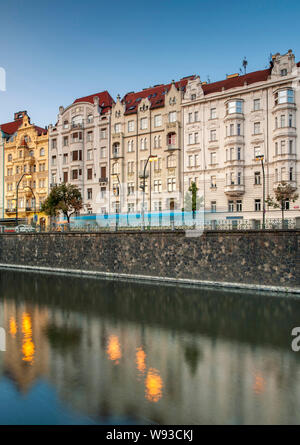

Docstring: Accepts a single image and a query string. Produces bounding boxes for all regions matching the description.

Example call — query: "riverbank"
[0,230,299,294]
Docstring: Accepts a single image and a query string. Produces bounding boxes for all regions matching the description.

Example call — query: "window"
[100,166,107,179]
[128,120,134,132]
[72,170,78,180]
[191,94,196,100]
[254,171,261,185]
[254,122,261,134]
[63,171,68,183]
[211,201,216,212]
[237,147,241,160]
[40,148,45,156]
[39,163,45,172]
[194,111,199,122]
[140,138,147,150]
[168,132,176,147]
[87,188,92,200]
[87,114,93,123]
[281,140,285,154]
[154,201,162,211]
[87,131,93,142]
[127,161,134,174]
[128,140,134,152]
[154,157,161,171]
[140,118,148,130]
[290,167,294,181]
[169,111,177,123]
[87,168,93,180]
[72,132,82,142]
[289,114,293,127]
[167,154,176,168]
[7,154,12,162]
[280,69,288,76]
[280,115,285,128]
[51,155,56,166]
[188,133,193,145]
[100,128,107,139]
[211,176,216,188]
[127,183,134,195]
[113,143,120,157]
[194,132,199,144]
[237,123,241,136]
[51,139,57,149]
[167,178,176,192]
[128,203,135,213]
[236,200,242,212]
[154,115,162,127]
[210,108,216,119]
[210,152,217,165]
[63,136,68,147]
[276,89,294,105]
[100,147,106,158]
[228,201,234,212]
[237,172,242,185]
[210,129,217,141]
[188,112,193,123]
[87,149,93,161]
[253,99,260,111]
[228,100,243,114]
[255,199,261,211]
[72,150,82,161]
[114,123,121,133]
[289,140,293,154]
[154,180,162,193]
[63,120,69,129]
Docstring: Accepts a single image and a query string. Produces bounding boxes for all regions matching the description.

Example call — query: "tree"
[266,181,298,228]
[41,183,83,224]
[184,182,203,218]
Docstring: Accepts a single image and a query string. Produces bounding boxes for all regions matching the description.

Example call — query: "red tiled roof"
[122,76,195,114]
[34,125,47,136]
[0,118,23,135]
[73,90,114,114]
[202,68,271,95]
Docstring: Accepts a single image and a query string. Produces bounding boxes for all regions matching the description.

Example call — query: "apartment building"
[48,91,114,215]
[0,112,24,219]
[182,50,300,222]
[110,77,194,214]
[3,111,48,226]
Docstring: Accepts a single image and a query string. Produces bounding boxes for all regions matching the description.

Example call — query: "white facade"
[48,93,113,215]
[182,50,300,223]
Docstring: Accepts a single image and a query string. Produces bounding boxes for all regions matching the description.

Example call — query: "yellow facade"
[4,113,48,226]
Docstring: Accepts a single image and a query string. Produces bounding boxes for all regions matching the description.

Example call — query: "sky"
[0,0,300,127]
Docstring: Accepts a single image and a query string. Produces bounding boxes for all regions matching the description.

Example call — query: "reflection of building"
[3,301,49,393]
[182,50,300,221]
[48,91,114,215]
[3,111,49,226]
[110,77,193,214]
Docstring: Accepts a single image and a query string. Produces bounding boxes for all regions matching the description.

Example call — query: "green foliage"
[266,181,298,226]
[41,183,83,223]
[184,182,203,212]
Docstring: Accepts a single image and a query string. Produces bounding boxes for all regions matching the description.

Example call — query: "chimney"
[14,110,27,121]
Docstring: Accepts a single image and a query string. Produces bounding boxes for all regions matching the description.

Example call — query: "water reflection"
[0,269,300,424]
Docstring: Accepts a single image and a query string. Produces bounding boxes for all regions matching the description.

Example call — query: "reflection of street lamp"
[16,173,32,226]
[255,155,265,229]
[111,172,121,230]
[24,185,37,224]
[140,155,158,230]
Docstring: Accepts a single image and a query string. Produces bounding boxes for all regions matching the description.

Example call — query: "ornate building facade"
[3,111,48,226]
[48,91,114,215]
[182,50,300,222]
[109,77,193,214]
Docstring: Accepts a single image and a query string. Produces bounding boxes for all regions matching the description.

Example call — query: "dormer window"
[280,69,287,76]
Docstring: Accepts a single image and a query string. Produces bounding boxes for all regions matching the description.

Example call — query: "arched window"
[29,150,34,157]
[87,114,93,123]
[167,132,176,147]
[40,147,45,156]
[112,162,119,174]
[63,120,69,129]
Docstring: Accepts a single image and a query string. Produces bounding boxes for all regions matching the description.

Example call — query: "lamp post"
[16,173,32,226]
[255,155,265,229]
[111,172,121,230]
[140,155,158,230]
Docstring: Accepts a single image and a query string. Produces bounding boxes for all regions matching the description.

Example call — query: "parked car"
[15,225,36,233]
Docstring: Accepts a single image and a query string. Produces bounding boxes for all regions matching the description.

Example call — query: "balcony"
[224,184,245,196]
[272,126,297,140]
[99,177,108,184]
[5,208,16,213]
[224,135,244,146]
[273,180,297,191]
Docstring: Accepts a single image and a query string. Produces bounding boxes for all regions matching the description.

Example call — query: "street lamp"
[140,155,158,230]
[111,172,121,230]
[16,173,32,226]
[255,155,265,229]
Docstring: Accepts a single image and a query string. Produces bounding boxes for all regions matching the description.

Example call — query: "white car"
[15,225,36,233]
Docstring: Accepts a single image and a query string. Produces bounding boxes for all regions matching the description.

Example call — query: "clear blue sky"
[0,0,300,127]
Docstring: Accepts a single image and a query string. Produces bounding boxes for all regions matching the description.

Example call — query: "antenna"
[242,57,248,74]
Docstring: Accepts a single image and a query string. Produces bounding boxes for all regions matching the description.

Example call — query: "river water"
[0,269,300,425]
